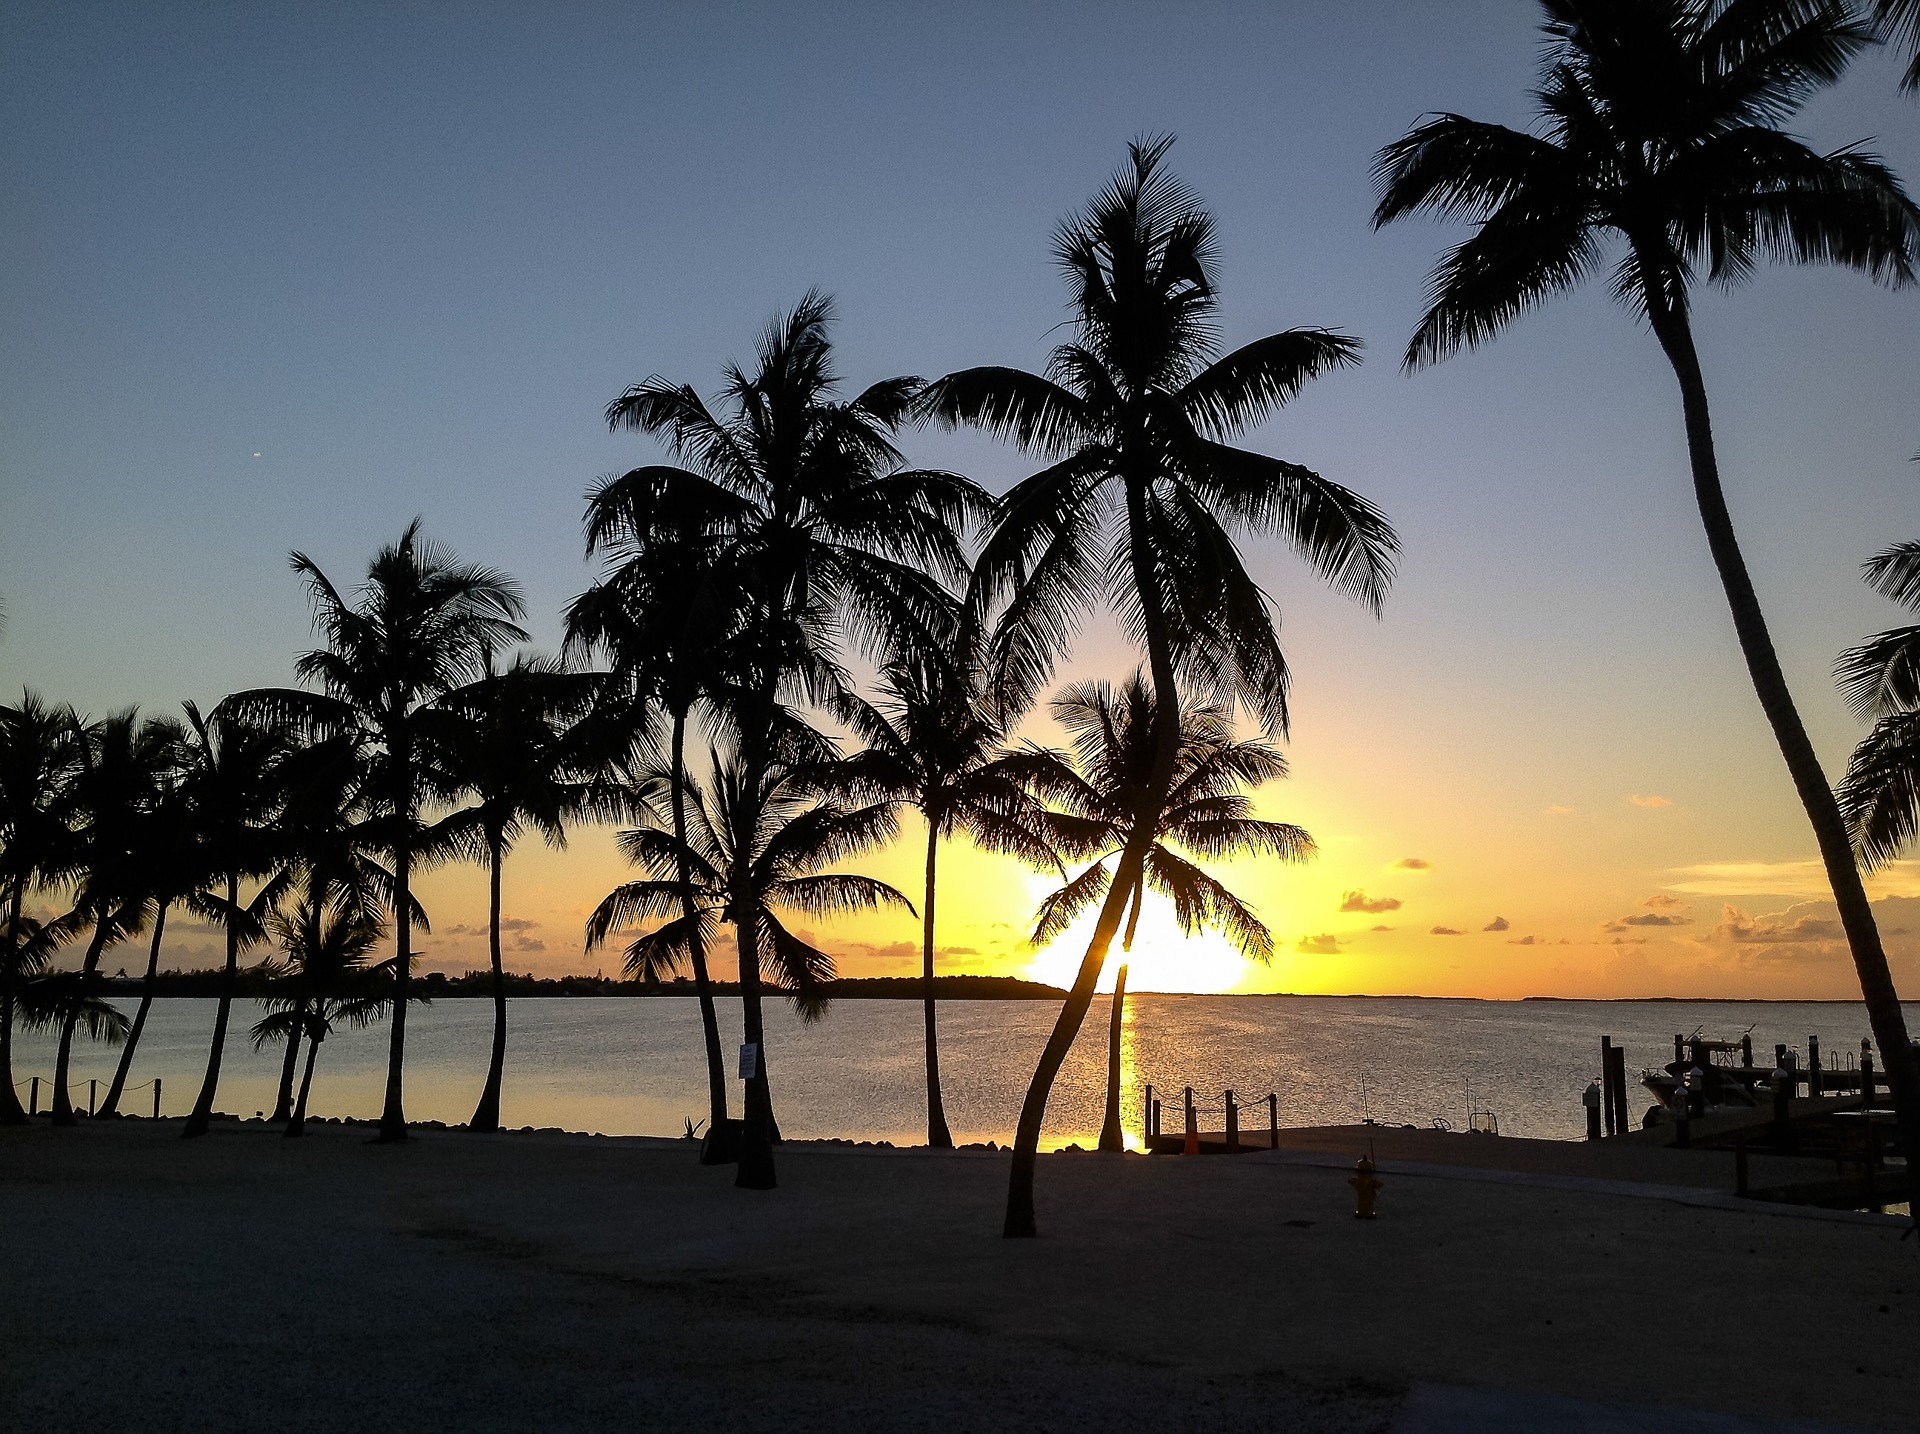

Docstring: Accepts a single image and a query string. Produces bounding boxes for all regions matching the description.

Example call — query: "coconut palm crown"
[1838,541,1920,864]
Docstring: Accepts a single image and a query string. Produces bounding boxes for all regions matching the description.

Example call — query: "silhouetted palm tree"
[48,710,181,1125]
[586,744,912,1185]
[1838,541,1920,860]
[839,647,1056,1147]
[439,656,604,1132]
[236,521,526,1142]
[0,692,83,1125]
[1374,0,1920,1159]
[604,294,986,1182]
[253,884,390,1137]
[920,137,1396,1236]
[180,701,295,1138]
[1874,0,1920,89]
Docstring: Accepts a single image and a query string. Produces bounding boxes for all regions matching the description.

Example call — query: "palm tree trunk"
[1098,963,1128,1152]
[1004,472,1183,1237]
[1649,300,1920,1173]
[51,914,115,1126]
[470,839,508,1131]
[923,823,953,1148]
[271,1001,304,1122]
[0,881,31,1125]
[185,871,241,1138]
[98,901,168,1118]
[734,912,776,1189]
[672,711,729,1138]
[378,763,412,1144]
[287,1030,321,1137]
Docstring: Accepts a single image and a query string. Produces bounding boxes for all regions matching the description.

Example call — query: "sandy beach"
[2,1119,1914,1433]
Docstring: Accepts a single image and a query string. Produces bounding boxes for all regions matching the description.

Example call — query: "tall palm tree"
[0,692,83,1125]
[48,710,181,1125]
[236,521,526,1142]
[919,137,1396,1236]
[1373,0,1920,1158]
[438,656,605,1132]
[1837,541,1920,860]
[839,647,1057,1147]
[252,883,391,1137]
[603,294,987,1179]
[586,744,912,1186]
[565,511,744,1142]
[1874,0,1920,90]
[180,701,295,1139]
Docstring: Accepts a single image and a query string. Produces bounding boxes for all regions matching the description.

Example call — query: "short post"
[88,1078,97,1117]
[1772,1066,1796,1155]
[1268,1091,1279,1149]
[1862,1047,1877,1111]
[1584,1078,1603,1140]
[1601,1036,1617,1137]
[1151,1097,1162,1140]
[152,1078,162,1120]
[29,1076,39,1116]
[1808,1035,1822,1097]
[1741,1034,1754,1069]
[1225,1089,1239,1152]
[1674,1033,1685,1068]
[1143,1083,1154,1145]
[1183,1086,1198,1156]
[1610,1044,1629,1135]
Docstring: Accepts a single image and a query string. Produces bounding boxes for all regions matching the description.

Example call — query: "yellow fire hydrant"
[1349,1155,1382,1219]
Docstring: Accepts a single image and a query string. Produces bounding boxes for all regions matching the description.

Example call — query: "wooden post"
[1601,1036,1617,1137]
[1151,1097,1162,1140]
[1225,1089,1239,1152]
[1808,1035,1822,1097]
[152,1078,162,1120]
[29,1076,39,1116]
[1609,1044,1630,1135]
[1143,1083,1153,1146]
[1268,1092,1279,1149]
[1183,1087,1197,1156]
[88,1078,97,1116]
[1741,1034,1753,1068]
[1674,1033,1685,1068]
[1862,1048,1877,1111]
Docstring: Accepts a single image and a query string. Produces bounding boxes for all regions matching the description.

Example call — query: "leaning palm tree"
[0,692,83,1124]
[919,136,1396,1236]
[48,709,181,1125]
[179,701,295,1139]
[839,646,1057,1147]
[586,744,913,1186]
[1874,0,1919,90]
[1373,0,1920,1159]
[234,521,526,1142]
[438,656,605,1132]
[1837,541,1920,861]
[252,886,391,1137]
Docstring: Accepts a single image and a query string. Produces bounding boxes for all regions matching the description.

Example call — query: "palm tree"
[1019,679,1310,1153]
[839,647,1057,1147]
[252,884,391,1137]
[438,656,604,1132]
[603,294,988,1178]
[1373,0,1920,1160]
[180,701,295,1139]
[48,710,182,1125]
[1837,541,1920,860]
[1873,0,1919,89]
[586,744,913,1186]
[97,751,204,1118]
[919,137,1396,1236]
[0,692,83,1124]
[236,521,526,1142]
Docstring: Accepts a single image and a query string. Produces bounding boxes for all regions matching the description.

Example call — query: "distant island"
[99,969,1071,1002]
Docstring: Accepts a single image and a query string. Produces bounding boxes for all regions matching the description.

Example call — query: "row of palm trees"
[6,0,1920,1239]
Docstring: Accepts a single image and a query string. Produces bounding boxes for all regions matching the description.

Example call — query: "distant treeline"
[100,969,1069,1002]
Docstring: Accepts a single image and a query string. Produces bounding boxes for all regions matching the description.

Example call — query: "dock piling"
[152,1078,162,1120]
[1601,1037,1617,1137]
[1268,1092,1279,1149]
[28,1076,38,1116]
[1862,1046,1877,1110]
[1741,1034,1754,1068]
[1143,1083,1153,1145]
[1225,1090,1239,1152]
[88,1078,97,1117]
[1608,1044,1629,1135]
[1182,1087,1198,1156]
[1808,1035,1822,1097]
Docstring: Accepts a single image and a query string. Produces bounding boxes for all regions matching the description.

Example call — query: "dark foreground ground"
[2,1120,1914,1432]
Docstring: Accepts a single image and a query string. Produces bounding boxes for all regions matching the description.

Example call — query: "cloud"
[1370,924,1395,932]
[1641,893,1687,909]
[1482,916,1510,932]
[1508,935,1541,946]
[1713,904,1842,946]
[1619,912,1691,927]
[1628,793,1674,809]
[510,936,546,953]
[1296,933,1342,954]
[1340,890,1401,914]
[1668,859,1920,901]
[1430,926,1463,936]
[443,918,543,938]
[1395,858,1432,870]
[1544,805,1573,816]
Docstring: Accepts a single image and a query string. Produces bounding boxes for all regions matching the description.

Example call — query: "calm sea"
[11,995,1916,1147]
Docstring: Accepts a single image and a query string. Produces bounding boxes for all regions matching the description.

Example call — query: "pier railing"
[1141,1083,1280,1153]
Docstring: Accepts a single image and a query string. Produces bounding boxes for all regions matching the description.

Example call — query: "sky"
[4,3,1919,999]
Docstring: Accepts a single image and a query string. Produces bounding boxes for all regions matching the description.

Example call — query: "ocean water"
[10,995,1915,1147]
